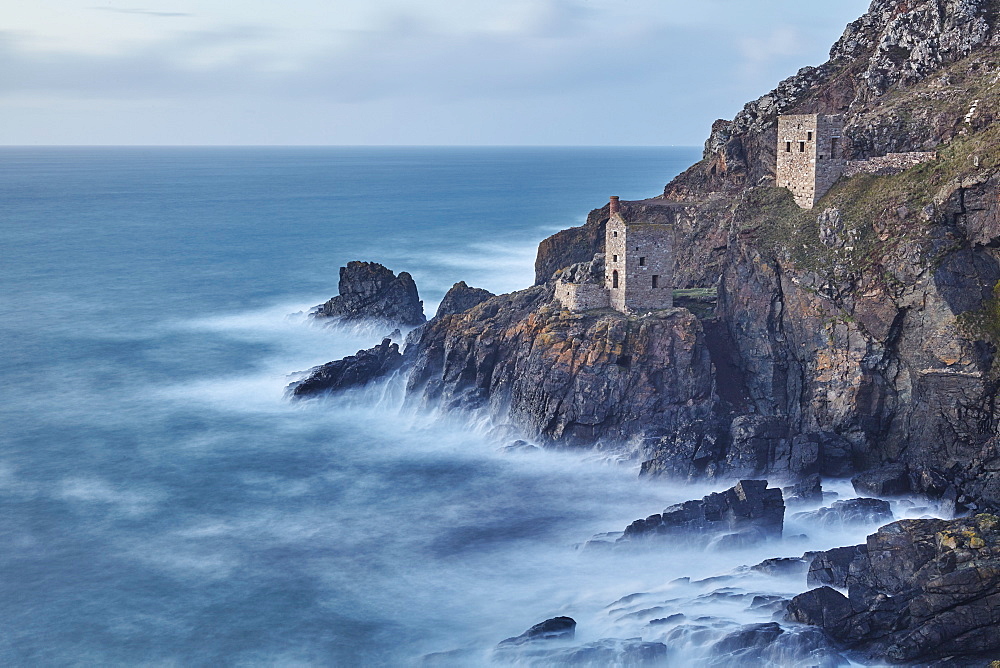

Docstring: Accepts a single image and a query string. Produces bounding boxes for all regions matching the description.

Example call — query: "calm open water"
[1,147,906,666]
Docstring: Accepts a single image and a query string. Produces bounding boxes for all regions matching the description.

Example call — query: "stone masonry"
[777,114,845,209]
[843,151,937,177]
[605,198,673,313]
[554,197,674,314]
[553,281,609,311]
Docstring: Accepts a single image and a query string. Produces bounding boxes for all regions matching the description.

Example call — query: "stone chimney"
[609,196,620,215]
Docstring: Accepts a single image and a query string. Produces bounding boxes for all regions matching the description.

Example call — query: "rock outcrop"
[433,281,494,319]
[405,287,716,453]
[786,514,1000,664]
[287,339,402,398]
[618,480,784,547]
[313,261,425,326]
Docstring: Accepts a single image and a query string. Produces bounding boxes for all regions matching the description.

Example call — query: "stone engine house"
[554,196,674,314]
[776,114,845,209]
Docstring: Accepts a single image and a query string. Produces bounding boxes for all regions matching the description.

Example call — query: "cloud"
[93,7,192,18]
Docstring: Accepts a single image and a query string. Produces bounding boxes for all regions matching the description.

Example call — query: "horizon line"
[0,143,701,149]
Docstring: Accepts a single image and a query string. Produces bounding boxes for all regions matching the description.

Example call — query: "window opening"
[807,131,813,141]
[785,142,791,152]
[652,275,659,288]
[612,271,619,289]
[639,257,646,266]
[799,142,806,153]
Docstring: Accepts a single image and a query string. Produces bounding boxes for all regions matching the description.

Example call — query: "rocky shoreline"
[289,0,1000,663]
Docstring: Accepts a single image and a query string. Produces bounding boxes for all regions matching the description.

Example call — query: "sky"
[1,0,873,145]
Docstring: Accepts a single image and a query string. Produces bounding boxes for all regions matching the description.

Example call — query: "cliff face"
[645,0,1000,506]
[405,287,716,455]
[405,0,1000,507]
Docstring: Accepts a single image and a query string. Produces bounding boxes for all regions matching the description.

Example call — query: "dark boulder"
[792,498,892,528]
[751,556,809,577]
[496,616,576,647]
[785,586,853,630]
[806,544,867,588]
[712,622,784,657]
[287,338,402,398]
[785,473,823,504]
[313,261,425,325]
[433,281,494,319]
[852,463,911,497]
[619,480,784,547]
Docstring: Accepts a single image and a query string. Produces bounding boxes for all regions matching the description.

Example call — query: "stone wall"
[776,114,845,209]
[844,152,937,177]
[554,281,610,311]
[606,214,628,312]
[622,223,674,313]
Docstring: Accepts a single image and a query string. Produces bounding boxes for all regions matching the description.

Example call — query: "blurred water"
[0,147,938,666]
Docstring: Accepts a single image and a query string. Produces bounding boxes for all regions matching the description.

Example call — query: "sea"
[0,147,942,666]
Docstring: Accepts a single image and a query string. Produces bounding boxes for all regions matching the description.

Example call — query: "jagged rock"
[618,480,784,546]
[433,281,494,319]
[793,498,893,528]
[313,261,425,325]
[556,253,605,285]
[806,544,867,588]
[287,339,402,398]
[784,473,823,504]
[785,586,854,631]
[852,463,911,497]
[787,514,1000,663]
[496,617,576,648]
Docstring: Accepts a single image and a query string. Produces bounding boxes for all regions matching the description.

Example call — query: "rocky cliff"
[305,1,1000,510]
[525,0,1000,510]
[405,286,716,455]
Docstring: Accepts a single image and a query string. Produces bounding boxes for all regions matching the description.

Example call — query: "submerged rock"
[496,616,576,648]
[313,261,425,325]
[287,338,402,398]
[792,498,892,528]
[618,480,784,547]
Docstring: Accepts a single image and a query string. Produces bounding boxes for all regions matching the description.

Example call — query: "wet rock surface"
[618,480,784,546]
[787,514,1000,663]
[313,261,425,325]
[793,498,893,528]
[496,616,576,648]
[287,338,402,398]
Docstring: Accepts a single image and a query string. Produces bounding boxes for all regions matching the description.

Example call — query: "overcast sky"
[2,1,872,145]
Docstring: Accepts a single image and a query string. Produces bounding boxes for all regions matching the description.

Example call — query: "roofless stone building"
[776,114,845,209]
[554,196,673,314]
